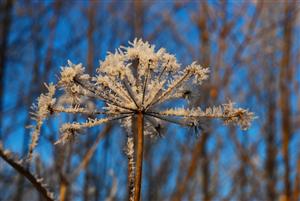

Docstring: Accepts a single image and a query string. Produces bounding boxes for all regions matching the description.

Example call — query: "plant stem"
[0,146,54,201]
[134,111,144,201]
[127,136,135,200]
[59,180,67,201]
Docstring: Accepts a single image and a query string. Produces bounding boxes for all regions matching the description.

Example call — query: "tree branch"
[0,144,54,201]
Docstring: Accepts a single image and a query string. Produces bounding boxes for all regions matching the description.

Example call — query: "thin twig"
[74,77,135,112]
[145,112,192,127]
[70,124,112,180]
[123,80,139,109]
[0,145,54,201]
[53,107,108,115]
[141,65,150,106]
[147,72,190,109]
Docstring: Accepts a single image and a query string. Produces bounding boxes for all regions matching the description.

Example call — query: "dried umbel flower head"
[28,38,254,158]
[28,39,255,200]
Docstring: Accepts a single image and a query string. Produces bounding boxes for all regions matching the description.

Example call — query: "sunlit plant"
[29,39,254,201]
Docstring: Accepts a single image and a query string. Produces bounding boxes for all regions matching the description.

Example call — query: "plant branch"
[0,144,54,201]
[146,112,193,127]
[70,124,112,180]
[123,80,139,109]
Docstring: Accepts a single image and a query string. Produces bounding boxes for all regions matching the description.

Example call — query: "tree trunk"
[133,0,143,38]
[197,2,211,200]
[280,2,295,200]
[0,0,13,139]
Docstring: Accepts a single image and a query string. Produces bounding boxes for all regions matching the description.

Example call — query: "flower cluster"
[28,38,255,160]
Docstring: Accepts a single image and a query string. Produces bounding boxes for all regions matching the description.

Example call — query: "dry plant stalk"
[28,39,254,200]
[134,111,144,201]
[0,143,54,201]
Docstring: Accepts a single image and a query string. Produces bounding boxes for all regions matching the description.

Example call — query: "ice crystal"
[28,38,255,159]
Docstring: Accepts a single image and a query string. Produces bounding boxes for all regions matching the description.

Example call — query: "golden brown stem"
[134,111,144,201]
[59,172,69,201]
[59,180,67,201]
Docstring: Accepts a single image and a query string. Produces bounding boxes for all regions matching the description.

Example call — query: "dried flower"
[28,38,255,200]
[29,38,255,153]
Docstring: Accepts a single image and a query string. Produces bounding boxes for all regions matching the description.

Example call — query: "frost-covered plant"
[29,39,254,201]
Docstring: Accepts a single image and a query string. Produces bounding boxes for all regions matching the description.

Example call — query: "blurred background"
[0,0,300,201]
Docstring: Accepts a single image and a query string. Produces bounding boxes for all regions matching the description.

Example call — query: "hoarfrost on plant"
[28,38,255,159]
